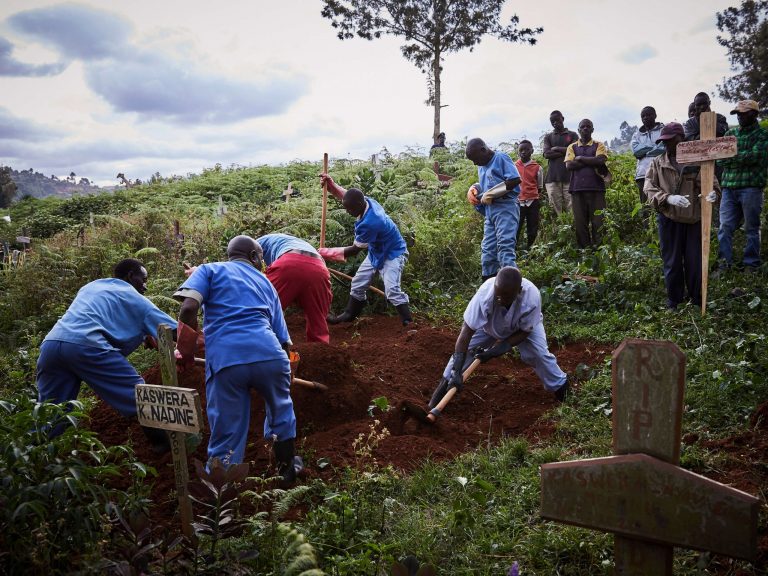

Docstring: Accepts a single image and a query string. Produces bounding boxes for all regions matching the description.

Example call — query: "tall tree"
[0,166,18,209]
[716,0,768,108]
[320,0,542,143]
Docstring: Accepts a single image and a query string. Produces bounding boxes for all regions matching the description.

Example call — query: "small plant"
[352,419,390,469]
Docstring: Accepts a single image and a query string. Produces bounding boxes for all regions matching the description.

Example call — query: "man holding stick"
[318,173,412,326]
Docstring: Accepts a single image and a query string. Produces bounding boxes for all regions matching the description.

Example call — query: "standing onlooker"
[688,102,696,119]
[714,100,768,275]
[644,122,719,309]
[629,106,665,204]
[684,92,729,141]
[565,119,609,248]
[542,111,579,216]
[175,236,299,484]
[515,140,544,250]
[465,138,522,280]
[430,132,447,155]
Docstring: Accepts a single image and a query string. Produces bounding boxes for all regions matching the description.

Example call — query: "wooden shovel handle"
[195,358,327,391]
[427,357,482,422]
[328,267,386,297]
[320,153,328,249]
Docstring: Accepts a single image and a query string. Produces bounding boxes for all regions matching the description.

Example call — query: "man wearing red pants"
[257,233,332,343]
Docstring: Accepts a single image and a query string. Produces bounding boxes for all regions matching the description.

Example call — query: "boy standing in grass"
[514,140,544,250]
[465,138,522,281]
[318,174,413,326]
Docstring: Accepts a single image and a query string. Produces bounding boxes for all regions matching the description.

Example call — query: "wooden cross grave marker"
[676,111,737,315]
[540,339,758,575]
[136,324,204,540]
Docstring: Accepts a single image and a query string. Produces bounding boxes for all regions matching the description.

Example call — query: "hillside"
[3,166,109,201]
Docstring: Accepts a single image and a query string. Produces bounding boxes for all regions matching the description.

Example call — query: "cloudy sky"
[0,0,739,186]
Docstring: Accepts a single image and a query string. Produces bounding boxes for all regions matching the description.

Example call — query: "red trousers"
[266,253,332,343]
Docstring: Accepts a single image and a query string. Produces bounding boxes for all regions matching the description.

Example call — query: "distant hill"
[4,167,113,201]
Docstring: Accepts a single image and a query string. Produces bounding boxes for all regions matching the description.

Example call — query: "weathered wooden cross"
[541,339,758,575]
[216,195,228,217]
[136,324,204,540]
[676,111,737,315]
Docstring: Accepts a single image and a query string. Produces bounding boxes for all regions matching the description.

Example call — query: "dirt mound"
[87,314,607,522]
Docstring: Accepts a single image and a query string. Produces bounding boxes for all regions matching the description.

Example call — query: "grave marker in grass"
[541,339,758,574]
[136,323,204,540]
[676,112,737,315]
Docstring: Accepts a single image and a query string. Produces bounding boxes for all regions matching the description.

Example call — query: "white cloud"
[0,0,739,185]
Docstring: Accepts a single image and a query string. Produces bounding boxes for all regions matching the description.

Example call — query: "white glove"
[667,195,690,208]
[705,190,717,203]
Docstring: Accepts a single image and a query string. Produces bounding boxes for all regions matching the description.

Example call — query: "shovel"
[193,357,328,392]
[399,357,482,425]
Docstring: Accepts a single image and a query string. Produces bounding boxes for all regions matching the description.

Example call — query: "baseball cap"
[730,100,759,114]
[655,122,685,143]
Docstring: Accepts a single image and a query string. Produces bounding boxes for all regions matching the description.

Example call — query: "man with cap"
[644,123,719,309]
[714,100,768,275]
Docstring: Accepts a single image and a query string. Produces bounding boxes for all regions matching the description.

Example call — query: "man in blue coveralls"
[36,258,176,453]
[465,138,522,281]
[428,267,569,413]
[317,173,412,326]
[174,235,300,485]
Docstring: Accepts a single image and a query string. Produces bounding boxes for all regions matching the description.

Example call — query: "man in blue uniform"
[257,233,332,344]
[174,235,299,485]
[36,258,177,452]
[318,174,412,326]
[428,267,569,413]
[465,138,522,280]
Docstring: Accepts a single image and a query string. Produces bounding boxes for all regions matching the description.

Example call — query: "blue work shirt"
[463,277,542,340]
[477,151,521,200]
[44,278,177,356]
[354,197,406,270]
[176,260,291,374]
[257,233,318,266]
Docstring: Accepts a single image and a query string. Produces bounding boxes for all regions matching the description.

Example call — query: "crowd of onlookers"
[450,91,768,311]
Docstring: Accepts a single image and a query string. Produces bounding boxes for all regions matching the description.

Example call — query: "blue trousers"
[481,197,520,277]
[657,213,701,308]
[718,187,764,268]
[441,323,566,392]
[206,358,295,467]
[37,340,143,422]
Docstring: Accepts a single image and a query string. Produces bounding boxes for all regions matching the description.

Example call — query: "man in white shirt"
[428,267,569,411]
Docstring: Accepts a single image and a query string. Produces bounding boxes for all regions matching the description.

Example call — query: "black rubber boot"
[481,274,496,282]
[273,438,299,488]
[328,296,366,324]
[141,425,171,455]
[428,377,450,409]
[395,303,413,326]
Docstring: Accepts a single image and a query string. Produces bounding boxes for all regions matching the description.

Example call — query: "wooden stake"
[320,153,328,249]
[328,267,386,297]
[699,112,716,316]
[156,324,195,542]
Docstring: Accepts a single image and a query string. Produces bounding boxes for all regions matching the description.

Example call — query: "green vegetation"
[0,147,765,574]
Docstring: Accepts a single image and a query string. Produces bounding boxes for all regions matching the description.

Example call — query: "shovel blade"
[398,399,434,425]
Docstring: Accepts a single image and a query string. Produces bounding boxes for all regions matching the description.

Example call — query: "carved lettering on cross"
[541,339,758,575]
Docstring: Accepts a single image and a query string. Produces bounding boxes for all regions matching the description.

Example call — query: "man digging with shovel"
[424,267,569,421]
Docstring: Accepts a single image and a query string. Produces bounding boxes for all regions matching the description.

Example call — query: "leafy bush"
[0,396,152,575]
